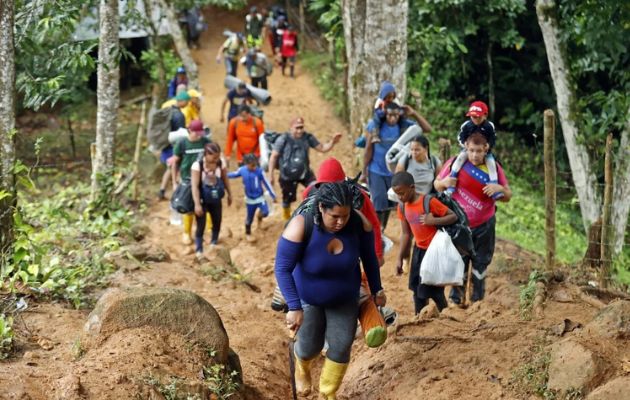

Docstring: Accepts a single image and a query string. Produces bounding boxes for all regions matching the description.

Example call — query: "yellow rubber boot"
[319,358,348,400]
[294,353,314,395]
[206,212,213,233]
[282,206,291,221]
[182,213,193,244]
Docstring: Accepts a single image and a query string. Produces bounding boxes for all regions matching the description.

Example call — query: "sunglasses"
[294,125,304,130]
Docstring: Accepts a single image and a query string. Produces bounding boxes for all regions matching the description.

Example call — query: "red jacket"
[302,158,384,262]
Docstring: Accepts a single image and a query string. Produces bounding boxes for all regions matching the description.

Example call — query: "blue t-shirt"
[366,118,416,177]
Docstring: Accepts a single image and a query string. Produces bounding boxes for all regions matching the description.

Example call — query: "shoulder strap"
[404,154,411,171]
[423,194,434,215]
[302,213,314,245]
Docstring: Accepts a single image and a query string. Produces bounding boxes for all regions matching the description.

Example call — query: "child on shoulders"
[447,100,502,199]
[228,153,277,242]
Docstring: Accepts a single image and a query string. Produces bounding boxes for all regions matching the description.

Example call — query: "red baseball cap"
[466,101,489,117]
[188,119,204,133]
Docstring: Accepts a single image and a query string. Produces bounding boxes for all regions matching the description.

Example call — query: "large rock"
[584,300,630,339]
[547,339,605,393]
[83,288,230,362]
[586,376,630,400]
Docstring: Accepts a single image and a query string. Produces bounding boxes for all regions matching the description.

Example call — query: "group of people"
[215,5,300,82]
[155,23,512,398]
[272,81,512,399]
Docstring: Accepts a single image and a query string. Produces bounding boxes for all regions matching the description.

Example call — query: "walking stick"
[288,329,298,400]
[464,264,473,307]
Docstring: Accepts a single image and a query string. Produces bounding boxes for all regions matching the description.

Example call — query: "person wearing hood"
[167,67,188,99]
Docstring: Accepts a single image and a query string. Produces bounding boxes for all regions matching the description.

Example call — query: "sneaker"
[270,286,288,313]
[245,234,256,243]
[195,251,206,262]
[379,306,398,326]
[182,234,192,245]
[382,235,394,254]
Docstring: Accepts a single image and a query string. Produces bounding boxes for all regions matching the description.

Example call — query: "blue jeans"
[295,300,359,363]
[224,58,238,76]
[368,170,393,212]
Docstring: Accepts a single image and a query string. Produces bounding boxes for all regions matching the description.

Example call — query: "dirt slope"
[1,5,627,400]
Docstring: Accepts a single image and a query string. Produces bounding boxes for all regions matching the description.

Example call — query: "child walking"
[191,143,232,260]
[391,171,457,314]
[228,153,277,242]
[447,101,502,199]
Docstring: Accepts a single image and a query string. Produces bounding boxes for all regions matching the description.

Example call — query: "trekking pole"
[288,329,298,400]
[464,264,473,307]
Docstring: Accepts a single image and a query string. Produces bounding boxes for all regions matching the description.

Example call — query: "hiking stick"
[288,329,298,400]
[464,264,473,307]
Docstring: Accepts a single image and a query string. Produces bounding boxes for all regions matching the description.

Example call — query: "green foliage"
[15,0,98,110]
[143,375,201,400]
[2,177,135,308]
[202,363,240,399]
[495,176,586,266]
[510,336,555,399]
[0,314,14,360]
[519,270,544,320]
[141,48,182,83]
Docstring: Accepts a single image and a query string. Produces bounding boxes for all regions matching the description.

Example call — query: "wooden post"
[543,109,556,271]
[438,138,451,164]
[132,101,147,201]
[600,133,614,288]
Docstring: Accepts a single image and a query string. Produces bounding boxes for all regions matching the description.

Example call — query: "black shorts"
[279,170,315,206]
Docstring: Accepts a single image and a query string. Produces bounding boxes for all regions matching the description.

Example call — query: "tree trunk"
[0,0,16,261]
[157,0,199,89]
[91,0,120,201]
[487,42,495,120]
[342,0,408,138]
[611,106,630,254]
[536,0,601,232]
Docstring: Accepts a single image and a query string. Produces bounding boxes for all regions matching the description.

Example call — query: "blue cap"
[176,66,186,74]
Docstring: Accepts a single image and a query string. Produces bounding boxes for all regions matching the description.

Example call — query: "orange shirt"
[397,195,449,250]
[225,116,264,162]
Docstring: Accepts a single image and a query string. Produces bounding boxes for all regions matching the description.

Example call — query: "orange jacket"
[225,116,264,162]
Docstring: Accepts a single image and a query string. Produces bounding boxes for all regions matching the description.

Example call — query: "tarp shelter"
[73,0,170,41]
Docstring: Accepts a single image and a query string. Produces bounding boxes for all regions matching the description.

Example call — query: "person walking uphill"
[224,104,264,167]
[434,132,512,304]
[392,171,457,314]
[268,117,343,221]
[275,181,386,399]
[171,119,212,245]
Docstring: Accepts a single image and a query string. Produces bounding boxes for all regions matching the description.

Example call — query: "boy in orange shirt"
[392,171,457,314]
[225,104,264,167]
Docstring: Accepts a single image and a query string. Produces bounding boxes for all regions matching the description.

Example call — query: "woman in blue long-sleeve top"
[274,181,387,399]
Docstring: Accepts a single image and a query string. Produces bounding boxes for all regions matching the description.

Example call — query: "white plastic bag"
[420,229,465,286]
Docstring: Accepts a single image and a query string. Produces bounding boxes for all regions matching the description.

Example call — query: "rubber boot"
[282,206,291,221]
[182,213,194,244]
[294,353,314,395]
[319,358,348,400]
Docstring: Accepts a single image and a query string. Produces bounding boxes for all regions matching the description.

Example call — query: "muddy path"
[1,5,623,400]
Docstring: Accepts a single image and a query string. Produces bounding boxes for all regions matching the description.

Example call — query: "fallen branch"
[533,281,547,319]
[113,171,137,196]
[119,94,151,107]
[578,290,607,309]
[580,286,630,302]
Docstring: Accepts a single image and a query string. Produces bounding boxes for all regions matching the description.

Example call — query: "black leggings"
[251,76,268,89]
[194,202,222,251]
[409,246,448,314]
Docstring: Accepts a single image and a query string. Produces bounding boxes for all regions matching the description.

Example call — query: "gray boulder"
[547,339,605,393]
[83,287,230,362]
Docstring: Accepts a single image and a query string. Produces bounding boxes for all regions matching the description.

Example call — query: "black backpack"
[279,135,308,181]
[401,193,475,257]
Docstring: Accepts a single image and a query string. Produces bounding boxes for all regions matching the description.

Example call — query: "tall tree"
[342,0,408,138]
[535,0,600,230]
[91,0,120,200]
[0,0,16,261]
[537,0,629,253]
[157,0,199,89]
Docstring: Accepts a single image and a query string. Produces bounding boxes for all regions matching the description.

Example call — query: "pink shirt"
[438,158,508,228]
